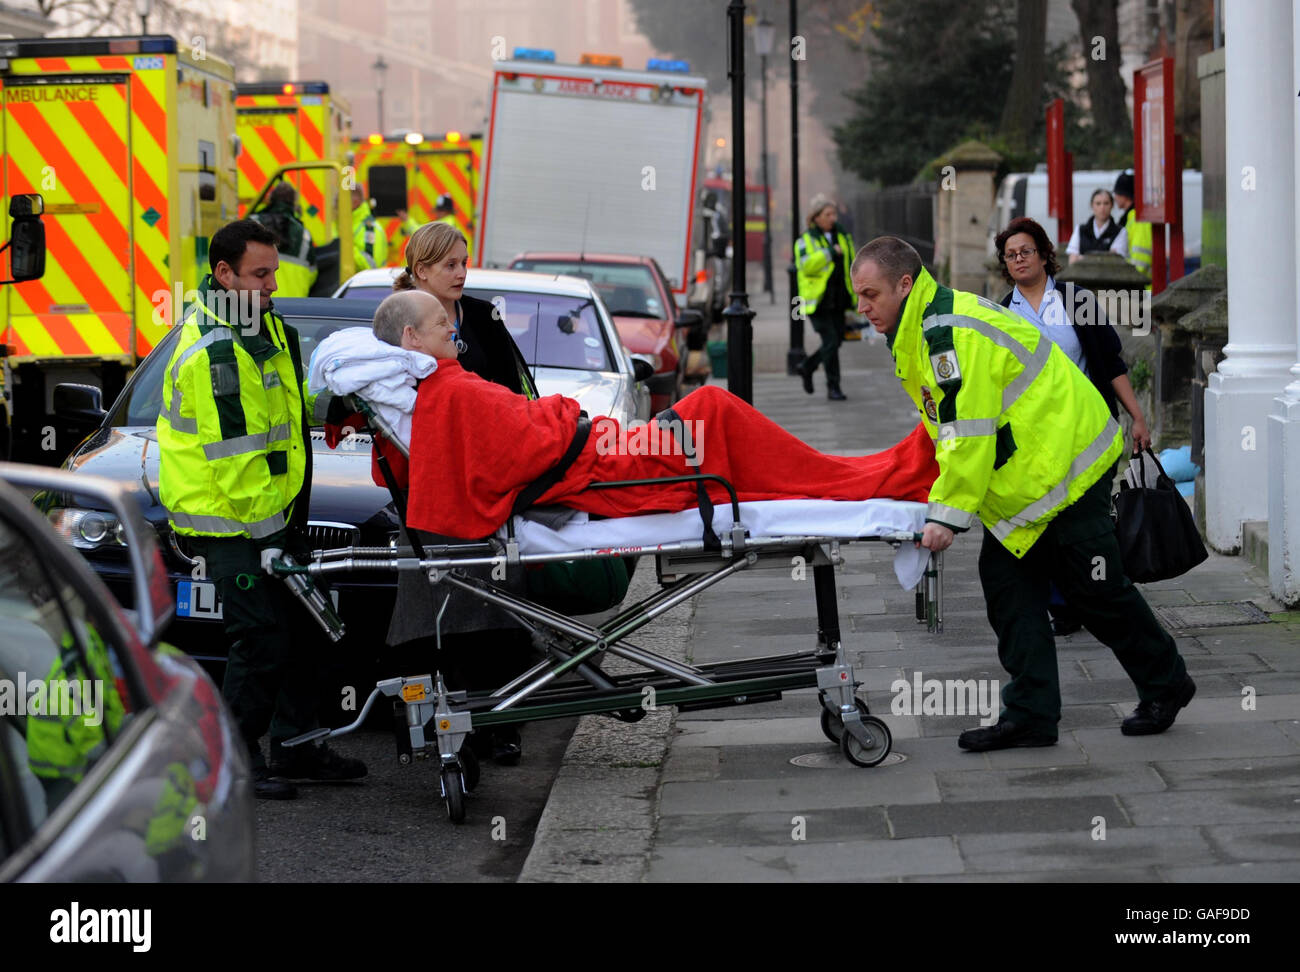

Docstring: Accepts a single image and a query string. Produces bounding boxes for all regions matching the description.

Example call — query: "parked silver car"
[0,463,252,882]
[333,267,652,425]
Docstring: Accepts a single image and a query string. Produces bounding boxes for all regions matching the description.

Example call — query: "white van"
[990,167,1203,268]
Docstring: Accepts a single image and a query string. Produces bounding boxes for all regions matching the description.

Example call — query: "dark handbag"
[1112,448,1208,582]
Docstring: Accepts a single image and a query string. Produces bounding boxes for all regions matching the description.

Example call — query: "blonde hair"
[394,221,468,291]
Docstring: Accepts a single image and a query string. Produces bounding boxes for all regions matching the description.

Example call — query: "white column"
[1265,1,1300,606]
[1206,0,1298,554]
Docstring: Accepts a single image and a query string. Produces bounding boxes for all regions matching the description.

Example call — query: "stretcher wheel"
[840,715,891,768]
[819,698,870,744]
[441,766,466,823]
[460,747,480,792]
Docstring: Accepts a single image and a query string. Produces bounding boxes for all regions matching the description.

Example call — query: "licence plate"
[176,581,340,620]
[177,580,223,620]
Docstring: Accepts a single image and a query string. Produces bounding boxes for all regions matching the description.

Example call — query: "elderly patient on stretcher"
[318,289,939,540]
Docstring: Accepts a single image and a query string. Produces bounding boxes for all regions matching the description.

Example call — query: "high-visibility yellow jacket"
[889,269,1123,557]
[795,227,854,316]
[251,201,318,298]
[157,276,321,543]
[1123,208,1153,277]
[353,200,388,271]
[27,626,126,787]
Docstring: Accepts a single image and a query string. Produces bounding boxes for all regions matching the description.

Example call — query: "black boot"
[798,361,814,395]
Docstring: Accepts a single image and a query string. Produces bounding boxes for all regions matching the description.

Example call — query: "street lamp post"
[723,0,755,403]
[753,15,775,305]
[135,0,153,34]
[372,55,388,134]
[785,0,805,375]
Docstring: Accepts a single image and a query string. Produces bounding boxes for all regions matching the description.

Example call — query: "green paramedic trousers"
[189,535,321,771]
[976,468,1188,734]
[805,308,843,388]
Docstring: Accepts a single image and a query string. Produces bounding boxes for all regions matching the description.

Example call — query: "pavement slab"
[885,795,1129,839]
[1119,787,1300,826]
[954,826,1217,873]
[646,836,964,882]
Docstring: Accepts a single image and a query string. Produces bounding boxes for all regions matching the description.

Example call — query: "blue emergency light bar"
[647,58,690,73]
[512,48,556,63]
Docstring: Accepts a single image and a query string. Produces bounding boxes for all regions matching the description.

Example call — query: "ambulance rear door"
[2,73,134,368]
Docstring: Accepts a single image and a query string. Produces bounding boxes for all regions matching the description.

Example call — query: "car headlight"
[48,508,127,550]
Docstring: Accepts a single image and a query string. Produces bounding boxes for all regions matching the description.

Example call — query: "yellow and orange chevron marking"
[236,94,331,245]
[350,136,482,267]
[413,148,474,243]
[130,64,171,358]
[2,65,139,362]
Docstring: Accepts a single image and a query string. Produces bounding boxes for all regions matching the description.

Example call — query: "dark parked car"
[40,299,401,682]
[0,462,253,881]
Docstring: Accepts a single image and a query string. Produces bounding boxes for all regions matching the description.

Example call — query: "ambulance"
[349,129,481,265]
[235,81,352,248]
[0,35,238,461]
[475,50,708,305]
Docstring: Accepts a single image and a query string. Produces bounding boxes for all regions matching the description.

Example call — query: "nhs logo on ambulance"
[133,56,165,70]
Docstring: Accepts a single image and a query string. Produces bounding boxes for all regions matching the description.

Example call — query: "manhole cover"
[790,750,907,768]
[1154,600,1271,629]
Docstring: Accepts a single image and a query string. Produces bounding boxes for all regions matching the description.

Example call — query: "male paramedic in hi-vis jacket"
[850,236,1194,752]
[157,219,366,800]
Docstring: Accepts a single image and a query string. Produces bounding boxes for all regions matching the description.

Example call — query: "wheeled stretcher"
[283,402,944,823]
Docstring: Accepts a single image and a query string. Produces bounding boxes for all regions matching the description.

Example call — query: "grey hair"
[851,236,923,284]
[373,289,442,346]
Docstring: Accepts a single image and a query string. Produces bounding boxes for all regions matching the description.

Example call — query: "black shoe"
[827,388,847,401]
[957,719,1057,752]
[492,726,522,766]
[270,742,367,781]
[1051,617,1083,636]
[1121,675,1196,736]
[253,768,298,800]
[798,363,814,395]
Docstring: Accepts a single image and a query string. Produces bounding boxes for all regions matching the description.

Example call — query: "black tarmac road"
[252,718,577,882]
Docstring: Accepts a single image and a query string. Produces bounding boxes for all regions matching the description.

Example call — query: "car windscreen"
[463,289,613,372]
[117,317,372,427]
[509,262,664,318]
[334,284,394,304]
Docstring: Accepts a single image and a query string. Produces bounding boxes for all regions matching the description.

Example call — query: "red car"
[508,253,705,413]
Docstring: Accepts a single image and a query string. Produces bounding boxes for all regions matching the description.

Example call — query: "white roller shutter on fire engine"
[481,85,699,288]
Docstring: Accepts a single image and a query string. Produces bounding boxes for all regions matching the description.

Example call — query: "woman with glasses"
[995,216,1151,635]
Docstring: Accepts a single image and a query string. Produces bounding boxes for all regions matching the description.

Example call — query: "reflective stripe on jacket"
[889,269,1123,557]
[157,276,315,540]
[794,228,854,316]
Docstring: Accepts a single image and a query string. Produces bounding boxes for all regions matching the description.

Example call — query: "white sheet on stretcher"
[505,498,931,590]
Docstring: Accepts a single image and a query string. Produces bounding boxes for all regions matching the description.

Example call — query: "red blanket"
[405,360,939,539]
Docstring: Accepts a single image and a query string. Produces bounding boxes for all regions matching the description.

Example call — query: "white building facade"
[1205,0,1300,605]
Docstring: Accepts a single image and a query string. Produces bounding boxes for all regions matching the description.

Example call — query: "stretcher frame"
[284,400,944,823]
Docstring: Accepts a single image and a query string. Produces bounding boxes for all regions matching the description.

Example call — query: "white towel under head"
[307,326,435,449]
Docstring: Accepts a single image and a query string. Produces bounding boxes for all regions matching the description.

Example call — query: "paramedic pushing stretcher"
[366,290,941,538]
[849,236,1193,751]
